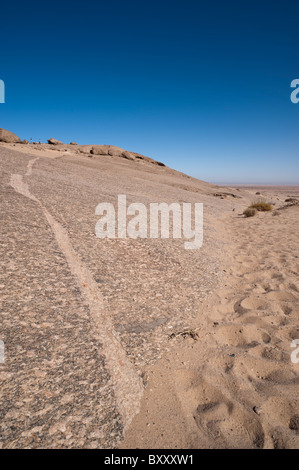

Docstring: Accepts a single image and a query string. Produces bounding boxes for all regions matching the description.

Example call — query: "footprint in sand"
[233,355,298,385]
[174,370,265,449]
[214,323,271,348]
[265,291,298,302]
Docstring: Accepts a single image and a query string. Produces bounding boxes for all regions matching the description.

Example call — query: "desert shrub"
[243,207,257,217]
[249,198,272,212]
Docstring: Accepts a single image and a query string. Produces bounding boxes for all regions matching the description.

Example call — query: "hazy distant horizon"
[212,182,299,187]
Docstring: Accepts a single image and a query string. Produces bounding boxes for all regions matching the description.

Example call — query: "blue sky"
[0,0,298,184]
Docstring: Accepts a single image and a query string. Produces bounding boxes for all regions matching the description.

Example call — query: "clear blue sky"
[0,0,298,184]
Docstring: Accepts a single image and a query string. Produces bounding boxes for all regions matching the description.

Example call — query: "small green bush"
[243,207,257,217]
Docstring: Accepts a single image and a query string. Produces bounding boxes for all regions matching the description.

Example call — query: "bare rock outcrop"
[121,151,135,160]
[0,128,22,143]
[47,138,63,145]
[108,146,125,157]
[91,145,136,161]
[77,145,93,154]
[91,145,110,155]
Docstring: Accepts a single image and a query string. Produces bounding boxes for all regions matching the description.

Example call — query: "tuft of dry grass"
[243,207,257,217]
[249,197,272,211]
[249,202,272,211]
[248,196,272,212]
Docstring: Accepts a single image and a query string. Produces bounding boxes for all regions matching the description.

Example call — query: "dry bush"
[249,201,272,211]
[249,202,272,211]
[243,207,257,217]
[248,196,272,212]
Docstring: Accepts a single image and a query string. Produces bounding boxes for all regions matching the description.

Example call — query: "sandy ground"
[0,143,298,448]
[121,196,299,449]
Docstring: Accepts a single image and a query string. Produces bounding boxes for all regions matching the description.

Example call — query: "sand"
[0,143,298,449]
[121,193,299,449]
